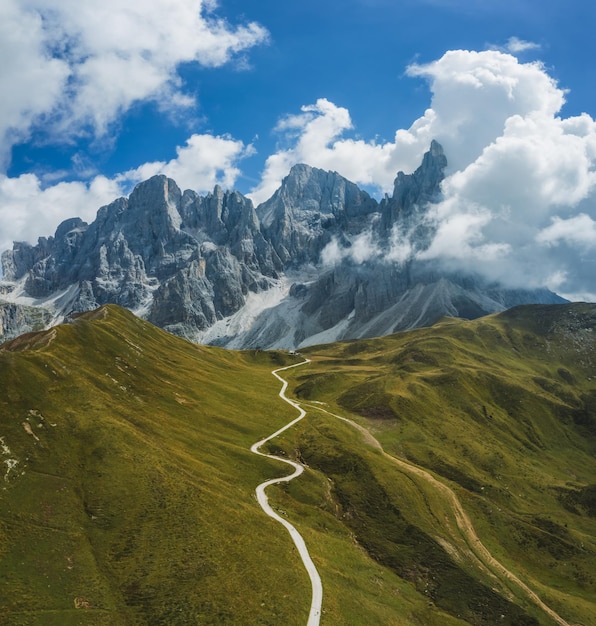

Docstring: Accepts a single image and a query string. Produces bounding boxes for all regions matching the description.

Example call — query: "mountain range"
[0,142,565,347]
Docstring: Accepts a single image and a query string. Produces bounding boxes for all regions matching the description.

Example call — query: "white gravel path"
[250,359,322,626]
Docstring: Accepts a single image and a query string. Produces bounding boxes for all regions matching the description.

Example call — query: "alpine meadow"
[0,303,594,625]
[1,1,596,625]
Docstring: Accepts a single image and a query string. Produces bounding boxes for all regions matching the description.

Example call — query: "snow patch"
[199,278,291,345]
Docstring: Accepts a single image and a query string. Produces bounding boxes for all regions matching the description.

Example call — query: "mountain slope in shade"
[0,143,566,347]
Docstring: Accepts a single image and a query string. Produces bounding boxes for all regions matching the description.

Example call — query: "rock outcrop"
[0,300,52,342]
[0,142,567,347]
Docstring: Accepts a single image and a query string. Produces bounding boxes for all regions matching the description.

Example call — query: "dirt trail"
[251,360,322,626]
[305,403,571,626]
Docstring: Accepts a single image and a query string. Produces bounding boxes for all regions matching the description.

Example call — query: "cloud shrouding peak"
[249,49,566,203]
[252,49,594,300]
[0,0,268,162]
[405,49,565,172]
[1,45,595,301]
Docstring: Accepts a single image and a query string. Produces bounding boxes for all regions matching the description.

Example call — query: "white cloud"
[386,225,414,265]
[118,133,254,193]
[537,214,596,248]
[498,37,541,54]
[0,1,70,166]
[418,199,512,263]
[405,49,565,172]
[320,238,344,266]
[0,0,268,150]
[250,50,566,204]
[416,104,596,293]
[328,222,417,267]
[0,173,121,254]
[320,231,381,266]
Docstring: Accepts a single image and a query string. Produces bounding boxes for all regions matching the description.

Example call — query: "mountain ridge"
[0,143,566,346]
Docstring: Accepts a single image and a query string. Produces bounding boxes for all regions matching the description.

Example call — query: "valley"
[0,303,594,625]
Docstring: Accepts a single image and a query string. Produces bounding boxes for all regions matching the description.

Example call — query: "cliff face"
[0,300,52,342]
[0,142,566,347]
[256,163,378,265]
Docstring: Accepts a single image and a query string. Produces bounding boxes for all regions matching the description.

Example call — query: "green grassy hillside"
[278,303,596,625]
[1,303,594,625]
[0,306,311,625]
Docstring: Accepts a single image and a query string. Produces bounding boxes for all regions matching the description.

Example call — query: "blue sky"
[1,0,595,299]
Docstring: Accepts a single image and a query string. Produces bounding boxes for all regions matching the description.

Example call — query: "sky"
[1,0,595,300]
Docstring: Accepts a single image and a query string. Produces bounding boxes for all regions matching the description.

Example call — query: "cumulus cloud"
[0,1,69,167]
[253,49,595,300]
[413,71,596,297]
[0,173,121,254]
[0,0,268,153]
[250,50,566,203]
[405,49,565,172]
[418,200,512,263]
[537,214,596,248]
[118,133,254,193]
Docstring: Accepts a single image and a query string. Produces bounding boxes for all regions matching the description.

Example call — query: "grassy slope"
[0,305,471,626]
[1,303,594,625]
[275,303,596,626]
[0,306,313,626]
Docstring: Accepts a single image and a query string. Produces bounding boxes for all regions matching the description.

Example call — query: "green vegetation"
[0,306,308,625]
[1,303,594,625]
[282,303,596,625]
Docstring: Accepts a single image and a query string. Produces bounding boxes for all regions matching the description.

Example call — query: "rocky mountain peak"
[129,174,182,209]
[54,217,88,240]
[0,141,567,349]
[256,163,378,265]
[260,164,376,221]
[390,140,446,212]
[127,174,183,233]
[380,140,448,242]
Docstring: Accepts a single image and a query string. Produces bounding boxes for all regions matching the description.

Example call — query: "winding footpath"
[250,360,322,626]
[251,361,570,626]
